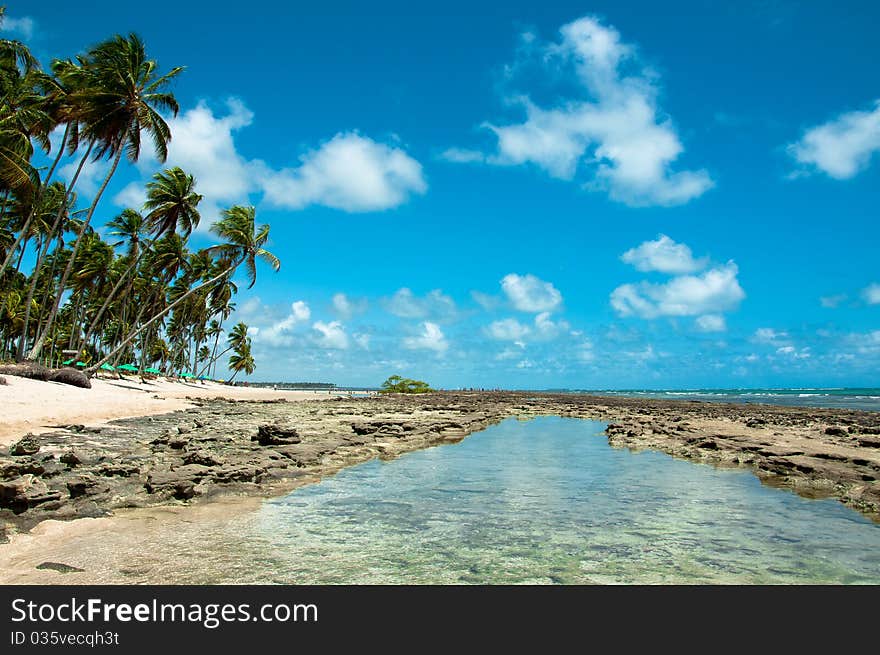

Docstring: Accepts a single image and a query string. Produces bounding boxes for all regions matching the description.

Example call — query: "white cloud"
[495,347,523,361]
[149,99,256,223]
[776,345,811,359]
[464,16,712,206]
[261,132,427,212]
[753,328,788,344]
[471,290,501,311]
[402,321,448,352]
[621,234,708,274]
[113,182,147,210]
[501,273,562,312]
[117,100,424,223]
[312,320,349,349]
[820,294,847,308]
[255,301,311,346]
[576,338,595,362]
[60,156,110,200]
[113,99,256,226]
[384,288,456,320]
[353,333,371,350]
[862,283,880,305]
[439,148,486,163]
[487,318,531,341]
[332,293,368,319]
[624,345,657,362]
[486,312,569,342]
[1,15,35,40]
[695,314,726,332]
[290,301,311,322]
[849,330,880,355]
[534,312,570,339]
[255,323,294,347]
[236,296,266,321]
[611,262,744,318]
[788,100,880,179]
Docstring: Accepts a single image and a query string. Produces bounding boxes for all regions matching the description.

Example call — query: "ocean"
[560,388,880,412]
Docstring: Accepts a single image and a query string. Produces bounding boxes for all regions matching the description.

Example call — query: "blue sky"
[6,1,880,388]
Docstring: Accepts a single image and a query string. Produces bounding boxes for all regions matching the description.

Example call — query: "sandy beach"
[0,374,336,446]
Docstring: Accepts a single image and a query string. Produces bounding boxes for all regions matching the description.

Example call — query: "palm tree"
[206,206,280,289]
[76,208,147,351]
[0,57,96,298]
[227,325,254,383]
[143,166,201,238]
[28,33,183,360]
[85,166,202,350]
[13,183,75,358]
[199,318,223,378]
[0,64,54,279]
[0,8,38,73]
[85,205,279,374]
[227,321,250,351]
[203,320,248,377]
[196,282,237,378]
[0,8,44,200]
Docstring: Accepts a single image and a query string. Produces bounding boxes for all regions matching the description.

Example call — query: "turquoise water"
[567,388,880,411]
[203,416,880,584]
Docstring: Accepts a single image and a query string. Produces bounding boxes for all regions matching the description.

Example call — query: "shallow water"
[12,416,879,584]
[170,416,880,584]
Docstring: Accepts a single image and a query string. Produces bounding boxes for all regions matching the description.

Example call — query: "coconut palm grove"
[0,7,280,381]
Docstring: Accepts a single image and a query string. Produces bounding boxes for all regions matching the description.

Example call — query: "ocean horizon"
[565,387,880,412]
[252,383,880,412]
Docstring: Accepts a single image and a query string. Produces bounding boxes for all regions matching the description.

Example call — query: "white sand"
[0,374,335,445]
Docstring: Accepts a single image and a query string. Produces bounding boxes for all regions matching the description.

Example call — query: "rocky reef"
[2,391,879,542]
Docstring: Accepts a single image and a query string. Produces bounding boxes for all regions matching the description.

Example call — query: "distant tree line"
[251,382,337,390]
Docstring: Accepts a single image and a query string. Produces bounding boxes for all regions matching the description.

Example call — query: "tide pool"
[31,416,878,584]
[219,416,880,584]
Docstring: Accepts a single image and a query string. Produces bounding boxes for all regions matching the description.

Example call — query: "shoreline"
[0,374,341,446]
[1,387,879,583]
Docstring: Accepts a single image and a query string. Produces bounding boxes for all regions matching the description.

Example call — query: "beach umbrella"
[62,358,74,365]
[75,361,86,368]
[180,372,195,378]
[99,363,115,371]
[144,367,162,375]
[117,364,139,372]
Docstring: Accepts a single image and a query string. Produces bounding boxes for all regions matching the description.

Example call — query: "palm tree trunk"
[76,245,143,353]
[85,261,238,375]
[198,343,231,379]
[28,135,127,361]
[13,241,27,273]
[210,327,223,378]
[17,142,93,360]
[0,124,70,280]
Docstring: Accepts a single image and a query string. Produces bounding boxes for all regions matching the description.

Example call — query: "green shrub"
[379,375,434,394]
